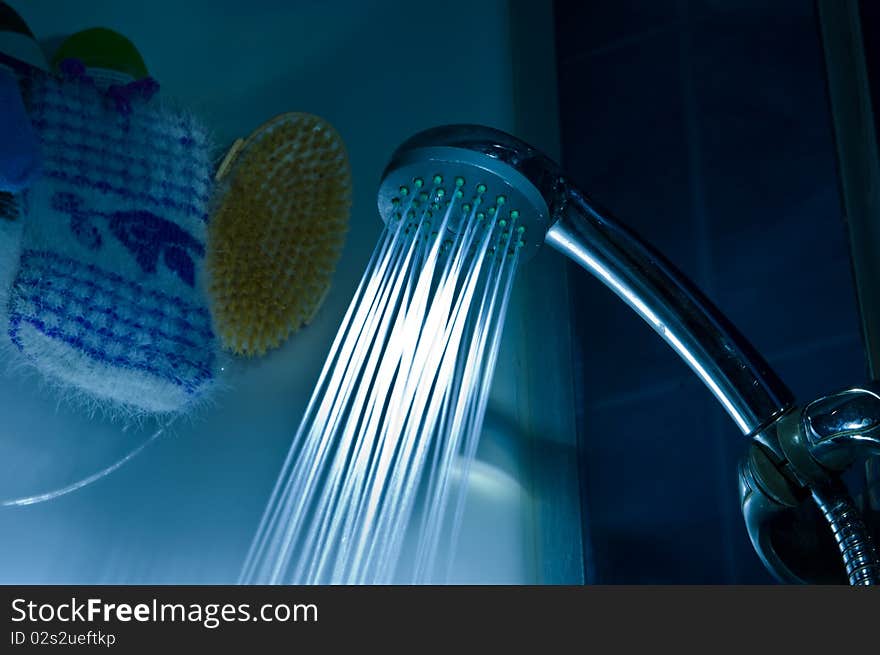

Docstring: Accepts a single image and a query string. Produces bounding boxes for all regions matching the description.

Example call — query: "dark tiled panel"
[689,7,862,356]
[690,0,815,20]
[577,379,731,583]
[771,333,867,397]
[557,34,692,267]
[556,0,864,583]
[861,1,880,140]
[559,32,711,402]
[554,0,681,63]
[597,516,740,583]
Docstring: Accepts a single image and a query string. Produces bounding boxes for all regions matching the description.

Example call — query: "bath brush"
[0,64,218,415]
[208,112,351,356]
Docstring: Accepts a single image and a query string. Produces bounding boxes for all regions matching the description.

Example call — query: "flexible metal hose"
[811,483,880,585]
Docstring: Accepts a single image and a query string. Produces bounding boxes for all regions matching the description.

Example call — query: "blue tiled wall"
[555,0,867,582]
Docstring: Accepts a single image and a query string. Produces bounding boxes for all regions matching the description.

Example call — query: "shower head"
[379,125,792,436]
[377,124,880,585]
[378,125,564,262]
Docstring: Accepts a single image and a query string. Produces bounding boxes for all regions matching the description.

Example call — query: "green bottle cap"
[51,27,149,83]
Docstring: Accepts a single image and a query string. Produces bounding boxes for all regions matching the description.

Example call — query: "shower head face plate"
[378,126,563,262]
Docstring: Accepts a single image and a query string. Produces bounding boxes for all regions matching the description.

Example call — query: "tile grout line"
[587,330,862,411]
[559,19,686,68]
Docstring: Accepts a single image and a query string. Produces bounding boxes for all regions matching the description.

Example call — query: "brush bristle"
[208,113,351,356]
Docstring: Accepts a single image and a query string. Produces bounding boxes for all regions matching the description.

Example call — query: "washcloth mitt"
[2,63,218,415]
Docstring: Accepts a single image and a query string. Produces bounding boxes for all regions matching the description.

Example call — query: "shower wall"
[0,0,580,584]
[555,0,866,582]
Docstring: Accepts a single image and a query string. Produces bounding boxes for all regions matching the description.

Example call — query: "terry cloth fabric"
[0,66,41,192]
[4,66,217,414]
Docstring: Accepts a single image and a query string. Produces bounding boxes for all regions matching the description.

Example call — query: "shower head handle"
[380,124,795,439]
[546,187,794,441]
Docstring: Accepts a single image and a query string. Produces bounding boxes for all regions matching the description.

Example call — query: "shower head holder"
[741,384,880,584]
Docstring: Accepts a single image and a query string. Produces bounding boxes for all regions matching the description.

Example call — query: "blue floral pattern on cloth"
[3,68,217,413]
[52,191,205,286]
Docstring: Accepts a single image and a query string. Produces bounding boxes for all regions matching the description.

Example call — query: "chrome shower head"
[377,124,880,585]
[379,124,792,436]
[378,125,564,262]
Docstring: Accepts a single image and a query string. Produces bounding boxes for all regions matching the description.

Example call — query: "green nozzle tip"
[496,195,506,205]
[399,186,409,196]
[499,219,507,227]
[455,176,465,187]
[419,192,428,202]
[487,207,496,216]
[462,203,471,212]
[510,210,520,220]
[414,177,424,188]
[516,225,525,234]
[476,183,487,194]
[391,197,400,206]
[477,212,485,220]
[454,189,463,198]
[436,188,445,198]
[433,174,443,185]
